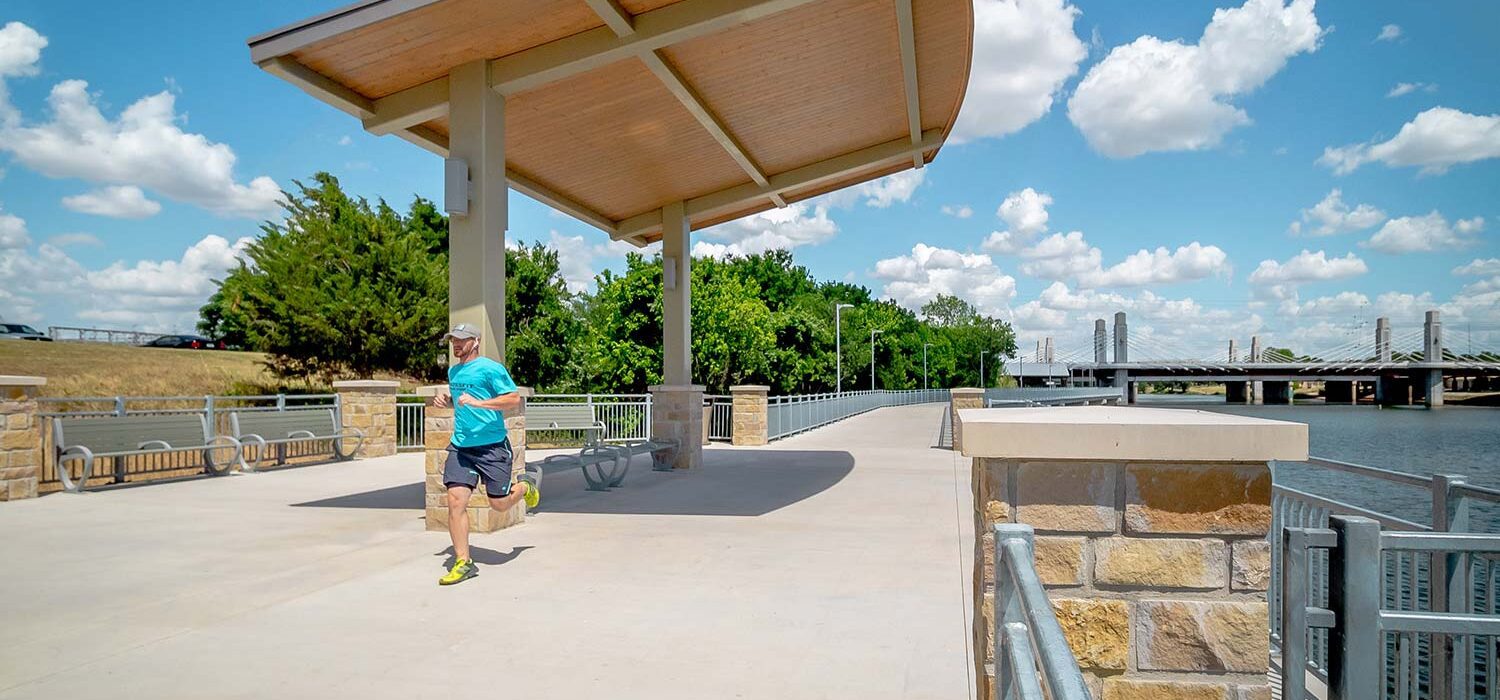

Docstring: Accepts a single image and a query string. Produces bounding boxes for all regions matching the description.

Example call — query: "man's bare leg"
[487,481,529,514]
[446,485,473,561]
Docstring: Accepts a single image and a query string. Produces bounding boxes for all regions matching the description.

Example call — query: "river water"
[1135,395,1500,530]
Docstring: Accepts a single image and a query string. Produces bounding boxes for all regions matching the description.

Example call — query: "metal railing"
[47,325,171,345]
[983,387,1124,407]
[37,394,341,488]
[705,394,732,442]
[991,524,1092,700]
[766,389,948,441]
[528,394,653,443]
[1273,458,1500,699]
[396,395,424,451]
[1283,515,1500,700]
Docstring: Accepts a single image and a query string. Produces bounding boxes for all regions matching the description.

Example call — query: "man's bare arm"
[456,391,521,412]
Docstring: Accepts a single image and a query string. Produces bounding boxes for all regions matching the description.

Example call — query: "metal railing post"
[995,524,1030,700]
[1328,515,1382,700]
[114,396,126,416]
[204,395,216,438]
[1283,527,1312,700]
[1433,474,1473,698]
[276,394,286,411]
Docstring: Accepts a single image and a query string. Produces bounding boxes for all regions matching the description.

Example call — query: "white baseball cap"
[443,323,481,340]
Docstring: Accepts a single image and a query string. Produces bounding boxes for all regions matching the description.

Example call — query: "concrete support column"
[1424,310,1444,407]
[448,59,507,362]
[1093,319,1108,364]
[1324,380,1355,404]
[1249,335,1263,404]
[960,406,1307,700]
[1228,339,1238,363]
[650,385,704,469]
[418,385,530,532]
[661,201,691,386]
[0,376,45,501]
[1376,317,1392,363]
[333,380,399,457]
[729,385,769,446]
[1262,381,1291,405]
[949,388,984,453]
[1112,312,1128,363]
[1225,381,1247,404]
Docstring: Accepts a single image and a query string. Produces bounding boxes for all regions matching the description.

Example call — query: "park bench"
[228,407,363,472]
[525,403,606,446]
[538,437,680,492]
[51,413,241,493]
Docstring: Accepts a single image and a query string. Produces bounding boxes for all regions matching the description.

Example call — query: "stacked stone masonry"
[973,458,1271,700]
[334,380,400,458]
[729,385,768,446]
[949,388,984,453]
[421,385,529,533]
[649,385,703,470]
[0,378,44,501]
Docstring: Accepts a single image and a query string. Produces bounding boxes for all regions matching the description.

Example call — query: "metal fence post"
[1432,474,1473,698]
[114,396,126,416]
[1283,527,1312,700]
[1327,516,1382,700]
[204,395,216,438]
[276,394,286,411]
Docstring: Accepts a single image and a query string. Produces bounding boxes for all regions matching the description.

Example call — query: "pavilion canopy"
[249,0,972,245]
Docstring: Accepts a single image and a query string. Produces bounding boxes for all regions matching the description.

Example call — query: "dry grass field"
[0,341,418,397]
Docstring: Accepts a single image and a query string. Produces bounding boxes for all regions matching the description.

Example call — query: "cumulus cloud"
[0,205,28,249]
[872,244,1017,317]
[62,185,162,219]
[1365,212,1484,253]
[981,187,1054,254]
[0,23,282,219]
[1077,242,1230,288]
[528,231,636,293]
[1067,0,1321,158]
[950,0,1087,142]
[941,204,973,219]
[817,170,926,210]
[1010,281,1260,359]
[1289,189,1385,236]
[1319,107,1500,175]
[1376,24,1401,42]
[1453,258,1500,276]
[1249,250,1369,285]
[694,202,838,258]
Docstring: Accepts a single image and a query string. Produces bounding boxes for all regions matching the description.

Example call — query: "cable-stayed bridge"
[1006,310,1500,407]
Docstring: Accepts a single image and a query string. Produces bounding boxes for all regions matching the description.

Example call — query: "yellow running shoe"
[439,558,477,586]
[520,470,541,510]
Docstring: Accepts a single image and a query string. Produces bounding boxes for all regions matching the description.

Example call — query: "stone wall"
[730,385,768,446]
[974,458,1272,700]
[0,377,44,501]
[649,385,703,470]
[420,385,529,533]
[949,388,984,452]
[333,380,399,458]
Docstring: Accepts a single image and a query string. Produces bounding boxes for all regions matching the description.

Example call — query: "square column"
[661,200,691,385]
[729,385,769,446]
[0,376,45,501]
[949,388,985,453]
[960,406,1307,700]
[417,385,530,532]
[650,385,704,470]
[333,380,399,457]
[448,59,507,362]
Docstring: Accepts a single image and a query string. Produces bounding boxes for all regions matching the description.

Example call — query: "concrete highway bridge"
[1014,310,1500,407]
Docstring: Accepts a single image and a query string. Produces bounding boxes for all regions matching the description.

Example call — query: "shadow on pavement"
[290,482,423,509]
[437,545,533,569]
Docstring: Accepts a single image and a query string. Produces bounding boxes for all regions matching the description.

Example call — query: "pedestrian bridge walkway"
[0,403,975,700]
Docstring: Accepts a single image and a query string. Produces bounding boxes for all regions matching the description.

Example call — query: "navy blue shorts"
[442,439,514,496]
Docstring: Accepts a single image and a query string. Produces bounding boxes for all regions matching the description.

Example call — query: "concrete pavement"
[0,403,974,700]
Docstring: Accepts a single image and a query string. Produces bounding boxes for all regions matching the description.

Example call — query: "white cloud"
[872,243,1017,317]
[1290,189,1385,236]
[1454,258,1500,276]
[45,232,102,248]
[982,187,1055,254]
[0,24,282,219]
[337,135,352,146]
[1077,242,1230,288]
[61,185,162,219]
[1249,250,1368,285]
[0,206,28,249]
[1010,281,1260,359]
[694,202,839,258]
[1285,291,1370,318]
[1376,24,1401,42]
[949,0,1087,142]
[1319,107,1500,175]
[815,170,926,210]
[1386,82,1436,98]
[87,235,250,300]
[1017,231,1101,280]
[532,231,636,293]
[1365,212,1484,253]
[1067,0,1321,158]
[941,204,973,219]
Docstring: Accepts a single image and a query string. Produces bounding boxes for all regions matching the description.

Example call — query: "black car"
[142,334,226,350]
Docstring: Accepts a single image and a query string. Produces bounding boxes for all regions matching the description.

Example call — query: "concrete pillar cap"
[332,379,400,389]
[730,385,769,392]
[950,388,984,396]
[0,375,46,387]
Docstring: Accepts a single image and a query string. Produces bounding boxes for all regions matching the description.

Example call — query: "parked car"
[0,323,51,341]
[142,334,226,350]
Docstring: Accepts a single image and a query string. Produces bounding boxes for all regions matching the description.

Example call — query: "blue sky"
[0,0,1496,359]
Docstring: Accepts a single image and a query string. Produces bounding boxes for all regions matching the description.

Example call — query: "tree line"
[200,173,1018,394]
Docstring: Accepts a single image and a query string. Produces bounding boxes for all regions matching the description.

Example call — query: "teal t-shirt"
[448,357,518,447]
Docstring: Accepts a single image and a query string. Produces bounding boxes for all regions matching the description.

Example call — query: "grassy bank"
[0,341,420,397]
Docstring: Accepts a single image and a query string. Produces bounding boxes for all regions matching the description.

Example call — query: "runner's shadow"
[438,545,532,569]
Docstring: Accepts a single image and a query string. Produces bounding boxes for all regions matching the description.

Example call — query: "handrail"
[992,524,1091,700]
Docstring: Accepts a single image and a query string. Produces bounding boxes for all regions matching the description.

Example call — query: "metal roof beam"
[584,0,637,35]
[259,56,375,119]
[614,128,943,240]
[363,76,450,135]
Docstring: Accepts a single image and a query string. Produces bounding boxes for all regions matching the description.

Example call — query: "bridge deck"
[0,404,975,700]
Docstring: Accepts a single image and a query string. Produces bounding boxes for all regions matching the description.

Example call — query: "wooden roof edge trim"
[611,127,946,240]
[934,0,976,147]
[894,0,922,169]
[260,56,375,119]
[248,0,444,64]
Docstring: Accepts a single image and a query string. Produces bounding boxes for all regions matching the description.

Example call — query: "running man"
[434,323,540,586]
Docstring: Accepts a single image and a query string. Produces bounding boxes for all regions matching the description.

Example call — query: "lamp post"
[922,342,933,390]
[980,350,985,388]
[870,329,883,391]
[835,303,852,394]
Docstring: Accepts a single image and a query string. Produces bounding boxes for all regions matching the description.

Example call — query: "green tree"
[506,242,584,392]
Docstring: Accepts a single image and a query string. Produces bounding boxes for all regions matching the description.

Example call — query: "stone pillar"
[0,376,45,501]
[1324,380,1355,404]
[333,380,399,458]
[1225,381,1247,404]
[417,385,530,533]
[960,406,1306,700]
[949,388,984,453]
[650,385,704,470]
[729,385,768,446]
[1262,381,1292,405]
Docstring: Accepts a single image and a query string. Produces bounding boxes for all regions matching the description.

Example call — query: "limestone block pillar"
[0,376,45,501]
[730,385,768,446]
[960,406,1307,700]
[417,385,530,533]
[650,385,703,470]
[333,380,399,457]
[948,388,984,453]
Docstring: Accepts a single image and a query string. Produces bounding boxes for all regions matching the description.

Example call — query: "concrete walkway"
[0,403,974,700]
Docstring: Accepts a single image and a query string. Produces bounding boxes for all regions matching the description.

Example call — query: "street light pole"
[835,303,852,394]
[922,342,933,390]
[870,329,883,390]
[980,351,985,388]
